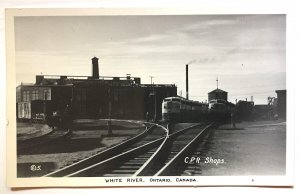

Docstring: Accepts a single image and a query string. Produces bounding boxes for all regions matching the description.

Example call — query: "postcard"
[6,8,293,187]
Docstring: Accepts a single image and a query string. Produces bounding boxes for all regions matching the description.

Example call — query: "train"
[208,99,235,122]
[162,96,235,123]
[162,96,208,122]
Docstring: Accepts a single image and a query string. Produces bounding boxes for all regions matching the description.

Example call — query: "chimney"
[91,57,99,79]
[186,64,189,100]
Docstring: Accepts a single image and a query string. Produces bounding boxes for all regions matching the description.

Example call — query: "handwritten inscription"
[30,165,42,171]
[184,156,225,165]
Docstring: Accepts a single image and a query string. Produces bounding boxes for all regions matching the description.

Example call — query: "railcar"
[208,99,235,121]
[162,96,208,122]
[162,97,235,123]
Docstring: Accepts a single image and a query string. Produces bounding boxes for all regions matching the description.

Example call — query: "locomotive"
[162,96,209,122]
[162,96,235,123]
[208,99,235,122]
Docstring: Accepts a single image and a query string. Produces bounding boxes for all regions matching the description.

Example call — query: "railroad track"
[154,122,215,176]
[45,121,215,177]
[45,122,167,177]
[175,132,214,176]
[135,122,215,176]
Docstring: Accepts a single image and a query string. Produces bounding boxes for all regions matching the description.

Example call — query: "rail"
[154,122,215,176]
[45,121,158,177]
[134,123,204,176]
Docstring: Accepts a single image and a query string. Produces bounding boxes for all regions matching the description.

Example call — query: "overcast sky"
[15,15,286,104]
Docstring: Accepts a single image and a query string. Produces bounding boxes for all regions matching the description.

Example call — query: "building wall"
[208,91,228,102]
[253,104,273,120]
[17,102,31,119]
[72,83,177,120]
[16,85,71,120]
[50,86,73,111]
[276,90,286,119]
[16,85,51,103]
[17,79,176,120]
[236,100,254,121]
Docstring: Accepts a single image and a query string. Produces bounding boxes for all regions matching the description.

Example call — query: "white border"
[3,4,297,190]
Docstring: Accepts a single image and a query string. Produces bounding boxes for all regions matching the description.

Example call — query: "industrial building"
[16,57,177,121]
[236,100,254,121]
[252,90,286,120]
[276,90,286,119]
[208,88,228,102]
[16,83,72,121]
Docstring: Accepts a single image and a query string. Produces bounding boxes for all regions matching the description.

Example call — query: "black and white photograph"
[5,9,292,187]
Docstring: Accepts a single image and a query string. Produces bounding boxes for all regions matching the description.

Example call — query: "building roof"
[208,88,227,94]
[275,89,286,94]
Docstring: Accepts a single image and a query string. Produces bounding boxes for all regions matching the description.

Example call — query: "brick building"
[16,57,176,121]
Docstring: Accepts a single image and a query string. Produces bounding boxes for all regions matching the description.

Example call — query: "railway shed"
[16,57,177,121]
[208,88,228,102]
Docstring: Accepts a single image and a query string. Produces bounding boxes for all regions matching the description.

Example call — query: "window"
[32,90,39,100]
[43,89,51,100]
[172,98,180,102]
[22,91,30,102]
[16,92,21,102]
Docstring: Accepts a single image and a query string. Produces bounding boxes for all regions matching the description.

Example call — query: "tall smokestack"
[186,64,189,100]
[92,57,99,79]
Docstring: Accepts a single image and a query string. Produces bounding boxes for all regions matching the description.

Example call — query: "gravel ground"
[17,119,145,177]
[198,119,286,175]
[17,122,53,141]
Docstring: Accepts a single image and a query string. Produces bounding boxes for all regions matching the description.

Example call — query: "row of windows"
[17,102,31,119]
[22,89,51,102]
[180,104,208,111]
[32,90,39,100]
[23,91,30,102]
[164,98,207,107]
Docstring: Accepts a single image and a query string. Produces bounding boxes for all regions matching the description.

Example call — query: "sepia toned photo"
[6,9,291,187]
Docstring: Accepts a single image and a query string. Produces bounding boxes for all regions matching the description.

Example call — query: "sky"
[15,14,286,104]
